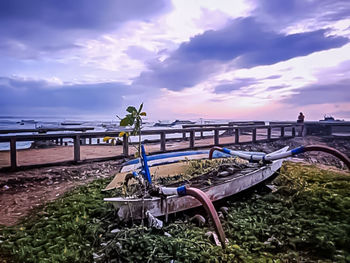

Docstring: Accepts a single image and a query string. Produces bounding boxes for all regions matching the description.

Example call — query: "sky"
[0,0,350,121]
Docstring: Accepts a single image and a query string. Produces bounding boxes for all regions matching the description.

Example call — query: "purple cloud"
[0,77,130,115]
[134,17,348,91]
[0,0,171,57]
[284,79,350,106]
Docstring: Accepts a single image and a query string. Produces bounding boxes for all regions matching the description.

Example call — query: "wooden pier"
[0,123,298,171]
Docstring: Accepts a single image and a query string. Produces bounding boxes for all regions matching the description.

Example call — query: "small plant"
[117,103,147,157]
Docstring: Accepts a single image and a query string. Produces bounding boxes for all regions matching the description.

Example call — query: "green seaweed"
[1,162,349,262]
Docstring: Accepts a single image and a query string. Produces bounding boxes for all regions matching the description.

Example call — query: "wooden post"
[252,128,256,143]
[267,127,271,141]
[60,138,63,145]
[281,126,285,137]
[123,133,129,156]
[214,129,219,145]
[182,132,186,141]
[89,138,92,144]
[97,138,100,144]
[74,135,80,162]
[160,132,166,152]
[10,138,17,170]
[55,138,59,144]
[234,128,239,144]
[200,130,204,139]
[189,131,195,148]
[64,142,68,146]
[292,126,296,137]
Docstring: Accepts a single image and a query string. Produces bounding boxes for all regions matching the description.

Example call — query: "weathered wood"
[89,138,92,144]
[74,135,80,162]
[190,131,195,148]
[0,127,94,134]
[292,127,296,137]
[10,138,17,170]
[97,138,100,144]
[182,132,187,141]
[214,130,219,145]
[235,128,239,144]
[123,134,129,156]
[252,128,257,143]
[59,138,63,145]
[267,127,271,141]
[160,132,166,152]
[281,126,285,137]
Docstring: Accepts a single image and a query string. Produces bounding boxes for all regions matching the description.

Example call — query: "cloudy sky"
[0,0,349,121]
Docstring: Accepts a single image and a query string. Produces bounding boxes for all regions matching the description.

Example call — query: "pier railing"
[0,124,298,171]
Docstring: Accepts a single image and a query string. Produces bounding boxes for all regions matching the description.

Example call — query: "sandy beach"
[0,133,277,168]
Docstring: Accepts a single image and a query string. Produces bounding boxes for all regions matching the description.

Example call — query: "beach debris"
[265,184,278,192]
[205,231,229,247]
[218,171,230,177]
[111,228,121,233]
[219,206,229,215]
[3,185,10,190]
[190,214,206,226]
[146,211,163,229]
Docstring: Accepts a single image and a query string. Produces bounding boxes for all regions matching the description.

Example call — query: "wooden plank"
[235,128,239,144]
[281,126,285,137]
[252,128,257,143]
[267,127,271,141]
[10,138,17,170]
[160,132,166,152]
[74,135,80,162]
[123,134,129,156]
[214,130,219,145]
[190,131,195,148]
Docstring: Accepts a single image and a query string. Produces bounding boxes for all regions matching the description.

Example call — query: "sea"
[0,116,231,151]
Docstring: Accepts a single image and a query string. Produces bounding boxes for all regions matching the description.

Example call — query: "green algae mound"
[0,162,349,262]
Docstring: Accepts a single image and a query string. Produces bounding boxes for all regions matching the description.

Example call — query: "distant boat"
[171,120,196,125]
[61,121,83,125]
[319,115,344,122]
[153,121,174,127]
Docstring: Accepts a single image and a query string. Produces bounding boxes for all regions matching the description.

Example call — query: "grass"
[0,162,349,262]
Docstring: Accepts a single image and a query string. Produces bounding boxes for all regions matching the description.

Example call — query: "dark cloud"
[283,79,350,106]
[175,18,348,67]
[0,0,170,58]
[254,0,350,27]
[134,17,348,91]
[214,78,259,93]
[0,77,130,115]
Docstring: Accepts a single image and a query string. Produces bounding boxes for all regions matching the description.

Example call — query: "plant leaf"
[126,106,137,114]
[138,103,143,114]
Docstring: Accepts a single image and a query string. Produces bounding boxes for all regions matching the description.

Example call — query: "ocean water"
[0,117,225,151]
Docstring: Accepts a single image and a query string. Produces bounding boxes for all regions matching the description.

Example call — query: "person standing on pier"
[297,112,305,136]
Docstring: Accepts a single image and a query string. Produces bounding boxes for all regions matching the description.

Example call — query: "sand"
[0,133,274,168]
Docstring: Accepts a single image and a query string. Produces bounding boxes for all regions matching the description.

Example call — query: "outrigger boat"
[104,144,350,247]
[104,146,288,221]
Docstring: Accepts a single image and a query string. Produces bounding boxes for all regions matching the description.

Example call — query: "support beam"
[214,130,219,145]
[10,138,17,170]
[123,134,129,157]
[89,138,92,144]
[281,126,285,137]
[74,135,80,162]
[182,132,187,141]
[252,128,257,143]
[267,127,271,141]
[190,131,195,148]
[160,132,166,152]
[292,127,296,137]
[60,138,63,145]
[234,128,239,144]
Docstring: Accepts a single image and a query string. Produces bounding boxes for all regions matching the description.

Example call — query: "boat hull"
[104,158,284,221]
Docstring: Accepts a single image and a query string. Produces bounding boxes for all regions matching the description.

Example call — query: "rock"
[190,214,206,227]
